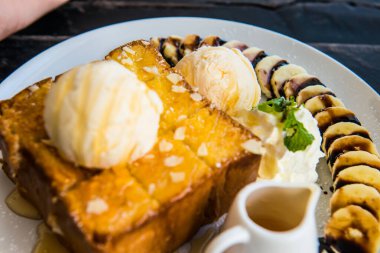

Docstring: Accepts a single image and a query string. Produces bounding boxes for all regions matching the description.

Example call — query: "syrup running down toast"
[0,40,261,253]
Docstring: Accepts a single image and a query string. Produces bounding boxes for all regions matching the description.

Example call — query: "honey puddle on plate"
[6,187,221,253]
[33,223,69,253]
[5,189,41,219]
[6,188,69,253]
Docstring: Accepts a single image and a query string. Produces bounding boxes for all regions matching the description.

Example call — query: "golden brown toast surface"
[0,40,261,253]
[129,135,212,204]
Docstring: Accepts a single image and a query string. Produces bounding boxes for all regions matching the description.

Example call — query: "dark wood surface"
[0,0,379,94]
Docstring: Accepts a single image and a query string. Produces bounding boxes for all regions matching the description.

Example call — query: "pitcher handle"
[205,226,250,253]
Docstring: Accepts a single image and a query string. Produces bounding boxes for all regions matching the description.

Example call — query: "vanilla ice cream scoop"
[44,60,163,169]
[175,46,261,114]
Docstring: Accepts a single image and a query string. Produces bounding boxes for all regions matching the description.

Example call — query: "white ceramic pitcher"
[205,181,321,253]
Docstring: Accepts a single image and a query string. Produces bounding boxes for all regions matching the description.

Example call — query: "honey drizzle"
[33,223,69,253]
[6,189,69,252]
[5,189,41,220]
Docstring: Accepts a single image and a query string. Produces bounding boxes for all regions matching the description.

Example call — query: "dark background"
[1,0,379,94]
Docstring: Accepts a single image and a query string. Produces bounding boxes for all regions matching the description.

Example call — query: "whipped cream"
[44,60,163,169]
[236,106,324,183]
[273,107,324,183]
[175,46,261,115]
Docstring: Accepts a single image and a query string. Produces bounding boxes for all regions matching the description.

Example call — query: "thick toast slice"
[0,40,261,253]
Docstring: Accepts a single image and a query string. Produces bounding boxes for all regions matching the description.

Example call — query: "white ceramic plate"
[0,17,379,253]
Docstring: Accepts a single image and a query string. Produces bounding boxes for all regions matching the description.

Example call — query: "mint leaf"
[283,109,315,152]
[258,97,292,113]
[256,97,314,152]
[258,97,297,120]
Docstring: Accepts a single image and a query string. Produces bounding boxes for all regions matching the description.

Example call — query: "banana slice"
[331,151,380,180]
[334,165,380,192]
[242,47,267,68]
[180,34,201,56]
[270,64,307,98]
[283,74,322,99]
[304,94,344,116]
[255,55,287,98]
[200,36,225,47]
[161,35,183,66]
[327,135,379,168]
[325,205,380,253]
[150,37,160,48]
[151,37,166,52]
[296,85,334,104]
[222,40,248,51]
[314,107,360,133]
[330,184,380,220]
[322,122,371,153]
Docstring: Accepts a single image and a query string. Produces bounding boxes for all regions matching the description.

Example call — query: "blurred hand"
[0,0,69,41]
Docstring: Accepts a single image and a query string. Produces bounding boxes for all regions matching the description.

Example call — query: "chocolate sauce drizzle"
[267,60,288,98]
[311,94,339,116]
[333,161,380,180]
[324,132,371,153]
[180,35,201,55]
[303,91,335,105]
[250,51,268,68]
[327,138,372,167]
[335,175,380,192]
[318,114,361,134]
[295,78,325,96]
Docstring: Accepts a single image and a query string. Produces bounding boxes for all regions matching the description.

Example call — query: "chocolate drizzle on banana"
[152,34,380,253]
[305,95,344,116]
[151,35,225,67]
[331,151,380,180]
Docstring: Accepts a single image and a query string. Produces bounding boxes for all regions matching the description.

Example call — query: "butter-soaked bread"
[62,167,160,247]
[107,40,208,133]
[0,40,261,253]
[129,135,212,204]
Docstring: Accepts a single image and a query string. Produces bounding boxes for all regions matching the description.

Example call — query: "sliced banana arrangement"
[334,165,380,192]
[152,35,380,253]
[325,205,380,253]
[283,73,322,99]
[321,122,370,153]
[271,64,306,98]
[255,55,287,98]
[331,151,380,180]
[296,85,334,105]
[330,184,380,220]
[314,107,360,133]
[326,135,378,167]
[304,94,344,116]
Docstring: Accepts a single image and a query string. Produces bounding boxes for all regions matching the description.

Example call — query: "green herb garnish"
[282,108,315,152]
[257,97,314,152]
[258,97,296,120]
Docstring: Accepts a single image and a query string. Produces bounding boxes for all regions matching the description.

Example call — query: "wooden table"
[1,0,379,95]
